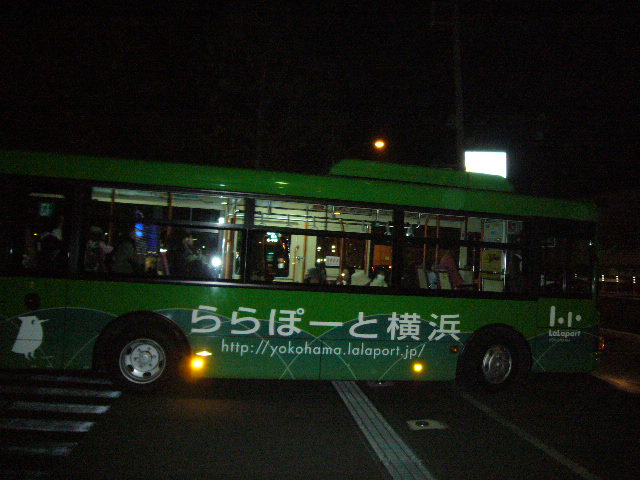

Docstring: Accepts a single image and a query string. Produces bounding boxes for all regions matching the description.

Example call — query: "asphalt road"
[1,329,638,480]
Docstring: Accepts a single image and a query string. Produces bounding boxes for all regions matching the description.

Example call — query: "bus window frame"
[0,174,81,279]
[534,217,597,299]
[2,175,595,302]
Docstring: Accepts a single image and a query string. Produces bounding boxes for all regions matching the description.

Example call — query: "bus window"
[250,199,393,286]
[400,244,437,289]
[255,199,392,234]
[538,221,595,298]
[566,238,595,296]
[2,183,69,276]
[171,193,245,225]
[404,212,465,241]
[403,211,525,293]
[247,231,291,282]
[505,249,525,293]
[86,187,245,278]
[539,236,564,296]
[163,227,243,280]
[246,229,391,287]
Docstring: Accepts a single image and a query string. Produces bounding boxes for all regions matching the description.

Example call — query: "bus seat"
[437,272,451,290]
[416,267,427,289]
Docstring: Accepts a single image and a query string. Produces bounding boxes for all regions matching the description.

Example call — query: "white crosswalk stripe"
[0,418,95,433]
[0,371,121,479]
[9,401,110,415]
[0,385,121,398]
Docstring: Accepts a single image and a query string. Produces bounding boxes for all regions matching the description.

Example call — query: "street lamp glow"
[374,139,386,150]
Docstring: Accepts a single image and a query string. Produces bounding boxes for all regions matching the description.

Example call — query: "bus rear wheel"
[480,344,513,386]
[108,328,179,392]
[457,326,530,392]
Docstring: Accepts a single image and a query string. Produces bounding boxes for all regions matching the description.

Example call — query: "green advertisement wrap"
[0,288,599,381]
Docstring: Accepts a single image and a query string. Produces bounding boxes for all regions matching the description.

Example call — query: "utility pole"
[451,1,465,171]
[431,1,465,170]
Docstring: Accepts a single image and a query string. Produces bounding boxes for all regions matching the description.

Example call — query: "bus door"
[0,177,73,369]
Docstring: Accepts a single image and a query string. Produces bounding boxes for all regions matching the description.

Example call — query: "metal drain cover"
[407,419,448,430]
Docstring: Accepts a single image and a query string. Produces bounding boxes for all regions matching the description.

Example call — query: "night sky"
[1,2,637,198]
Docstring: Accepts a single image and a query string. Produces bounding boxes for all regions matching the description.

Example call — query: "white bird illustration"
[11,316,47,360]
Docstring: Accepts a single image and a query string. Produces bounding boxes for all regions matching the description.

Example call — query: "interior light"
[412,362,424,373]
[195,350,212,357]
[211,256,222,268]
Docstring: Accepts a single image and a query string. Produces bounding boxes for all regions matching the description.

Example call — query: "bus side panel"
[319,339,458,381]
[189,337,321,380]
[531,298,599,373]
[59,280,545,382]
[61,279,117,369]
[0,277,69,369]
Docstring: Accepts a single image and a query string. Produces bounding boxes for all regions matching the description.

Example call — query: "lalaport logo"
[548,306,582,343]
[11,315,47,360]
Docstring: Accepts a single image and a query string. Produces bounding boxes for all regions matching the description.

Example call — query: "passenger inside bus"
[168,229,209,278]
[336,267,355,285]
[304,264,327,284]
[111,226,145,275]
[37,216,66,274]
[369,266,389,287]
[350,269,370,286]
[84,226,113,272]
[434,249,464,289]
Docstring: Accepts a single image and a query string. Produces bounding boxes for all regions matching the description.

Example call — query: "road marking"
[0,385,121,398]
[9,401,110,415]
[0,468,49,479]
[31,374,113,386]
[0,418,94,433]
[333,381,436,480]
[457,389,602,480]
[0,372,108,385]
[0,442,78,457]
[407,419,448,431]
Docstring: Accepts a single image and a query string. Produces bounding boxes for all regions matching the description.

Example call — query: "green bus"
[0,151,600,391]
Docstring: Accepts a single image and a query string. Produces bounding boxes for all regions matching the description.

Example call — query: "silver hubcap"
[481,344,513,384]
[119,339,166,384]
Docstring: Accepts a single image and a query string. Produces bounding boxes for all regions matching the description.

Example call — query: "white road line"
[0,442,78,457]
[31,374,113,386]
[9,401,110,415]
[333,381,437,480]
[0,385,121,398]
[0,468,49,479]
[457,389,602,480]
[0,418,94,433]
[0,372,112,386]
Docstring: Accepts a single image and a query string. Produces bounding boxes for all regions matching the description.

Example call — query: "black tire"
[457,326,531,392]
[107,326,182,392]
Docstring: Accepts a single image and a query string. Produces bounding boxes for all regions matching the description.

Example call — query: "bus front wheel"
[108,328,180,392]
[457,326,530,391]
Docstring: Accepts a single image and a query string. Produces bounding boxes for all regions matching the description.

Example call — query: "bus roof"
[330,159,514,192]
[0,151,597,221]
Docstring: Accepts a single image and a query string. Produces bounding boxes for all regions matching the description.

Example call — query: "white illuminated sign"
[465,151,507,178]
[266,232,279,243]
